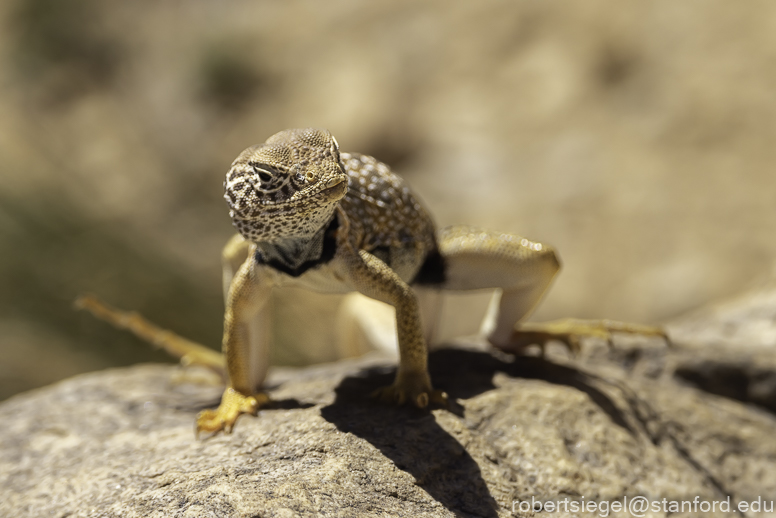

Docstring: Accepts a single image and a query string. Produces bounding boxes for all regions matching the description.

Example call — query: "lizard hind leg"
[434,226,560,352]
[434,226,669,356]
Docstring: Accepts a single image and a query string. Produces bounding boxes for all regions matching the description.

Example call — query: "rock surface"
[2,288,776,517]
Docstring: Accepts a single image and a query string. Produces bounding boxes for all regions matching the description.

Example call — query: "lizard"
[77,128,668,435]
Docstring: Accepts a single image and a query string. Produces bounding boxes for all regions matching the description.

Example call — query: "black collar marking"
[254,217,339,277]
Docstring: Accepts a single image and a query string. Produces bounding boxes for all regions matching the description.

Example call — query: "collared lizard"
[78,128,668,435]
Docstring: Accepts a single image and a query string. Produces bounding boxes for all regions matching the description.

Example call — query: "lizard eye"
[251,164,274,183]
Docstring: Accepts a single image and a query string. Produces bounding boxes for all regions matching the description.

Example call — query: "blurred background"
[1,0,775,401]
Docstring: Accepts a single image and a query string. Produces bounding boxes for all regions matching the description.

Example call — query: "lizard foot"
[371,371,448,408]
[196,387,269,437]
[493,318,670,356]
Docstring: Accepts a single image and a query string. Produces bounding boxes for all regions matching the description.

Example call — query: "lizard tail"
[74,294,226,379]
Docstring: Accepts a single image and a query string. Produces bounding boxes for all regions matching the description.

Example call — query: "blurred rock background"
[1,0,775,400]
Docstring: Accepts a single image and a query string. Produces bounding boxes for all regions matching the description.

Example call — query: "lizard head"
[224,128,348,243]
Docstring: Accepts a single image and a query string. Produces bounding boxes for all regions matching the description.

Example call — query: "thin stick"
[75,294,226,378]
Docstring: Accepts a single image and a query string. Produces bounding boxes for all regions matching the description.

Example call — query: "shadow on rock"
[675,360,776,414]
[320,364,500,518]
[321,347,641,516]
[429,348,638,437]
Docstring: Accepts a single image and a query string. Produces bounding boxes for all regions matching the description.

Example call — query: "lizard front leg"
[197,254,273,435]
[340,248,447,408]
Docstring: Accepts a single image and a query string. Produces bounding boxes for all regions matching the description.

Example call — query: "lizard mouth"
[320,178,347,201]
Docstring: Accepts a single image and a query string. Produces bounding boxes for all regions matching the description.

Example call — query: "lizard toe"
[195,388,268,437]
[371,374,447,410]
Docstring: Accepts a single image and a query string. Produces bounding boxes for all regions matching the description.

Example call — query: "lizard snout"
[321,177,347,201]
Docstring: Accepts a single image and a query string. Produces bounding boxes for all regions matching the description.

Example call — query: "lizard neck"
[254,216,339,276]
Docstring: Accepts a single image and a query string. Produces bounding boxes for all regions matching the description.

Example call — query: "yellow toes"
[195,387,268,437]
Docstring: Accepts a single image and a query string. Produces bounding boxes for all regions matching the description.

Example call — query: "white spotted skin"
[338,152,437,282]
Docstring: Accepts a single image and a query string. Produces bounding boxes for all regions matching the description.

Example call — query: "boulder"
[2,287,776,517]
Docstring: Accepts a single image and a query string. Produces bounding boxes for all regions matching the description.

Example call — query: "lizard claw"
[371,372,448,408]
[196,387,269,437]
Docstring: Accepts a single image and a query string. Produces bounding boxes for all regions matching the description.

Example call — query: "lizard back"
[338,152,438,283]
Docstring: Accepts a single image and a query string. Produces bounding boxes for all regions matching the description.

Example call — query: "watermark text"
[512,496,773,517]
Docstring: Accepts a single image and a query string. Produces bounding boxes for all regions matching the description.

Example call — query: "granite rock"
[2,288,776,517]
